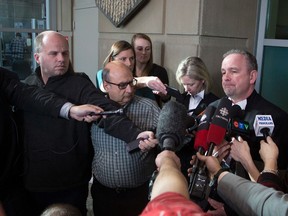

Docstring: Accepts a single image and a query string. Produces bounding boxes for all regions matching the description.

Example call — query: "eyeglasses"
[105,78,137,90]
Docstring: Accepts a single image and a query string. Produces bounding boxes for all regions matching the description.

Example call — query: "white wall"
[73,0,99,85]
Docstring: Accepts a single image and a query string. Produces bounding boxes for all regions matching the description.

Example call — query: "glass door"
[256,0,288,113]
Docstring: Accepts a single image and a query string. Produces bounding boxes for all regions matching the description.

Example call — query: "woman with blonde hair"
[175,56,218,116]
[175,56,218,179]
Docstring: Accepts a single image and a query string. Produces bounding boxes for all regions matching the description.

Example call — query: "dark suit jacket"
[178,92,219,116]
[210,90,288,170]
[176,92,219,178]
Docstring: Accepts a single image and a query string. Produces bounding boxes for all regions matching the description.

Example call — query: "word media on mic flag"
[253,115,274,137]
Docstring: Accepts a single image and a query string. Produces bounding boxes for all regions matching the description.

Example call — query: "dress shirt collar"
[229,98,247,110]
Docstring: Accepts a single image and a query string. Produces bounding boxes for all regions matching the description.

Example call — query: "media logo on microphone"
[253,114,274,137]
[219,107,229,117]
[232,120,249,131]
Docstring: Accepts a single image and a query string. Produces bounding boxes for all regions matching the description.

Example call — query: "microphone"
[189,98,232,205]
[226,105,250,173]
[226,105,250,140]
[188,104,207,117]
[166,86,184,102]
[156,100,187,151]
[193,106,216,153]
[206,97,233,155]
[90,108,124,116]
[188,106,215,199]
[253,115,275,140]
[186,115,197,133]
[147,101,188,200]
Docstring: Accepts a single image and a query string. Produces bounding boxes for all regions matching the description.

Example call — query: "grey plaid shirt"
[91,96,160,188]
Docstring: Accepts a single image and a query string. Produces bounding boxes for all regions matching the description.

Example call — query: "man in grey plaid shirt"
[10,32,27,61]
[91,61,160,216]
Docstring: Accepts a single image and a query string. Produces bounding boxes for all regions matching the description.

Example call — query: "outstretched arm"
[135,76,167,94]
[150,150,189,200]
[197,152,288,216]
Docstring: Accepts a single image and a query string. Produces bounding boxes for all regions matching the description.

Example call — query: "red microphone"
[206,97,233,156]
[194,106,216,154]
[188,106,215,195]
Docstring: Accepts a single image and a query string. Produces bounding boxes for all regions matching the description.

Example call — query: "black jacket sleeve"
[1,67,66,118]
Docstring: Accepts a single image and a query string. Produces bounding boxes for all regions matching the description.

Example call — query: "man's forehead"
[110,69,132,80]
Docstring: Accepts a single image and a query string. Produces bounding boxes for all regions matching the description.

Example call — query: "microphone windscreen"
[156,101,187,151]
[207,98,232,145]
[194,106,216,151]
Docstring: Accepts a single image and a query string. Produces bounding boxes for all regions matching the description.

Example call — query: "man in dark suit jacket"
[214,49,288,172]
[207,49,288,216]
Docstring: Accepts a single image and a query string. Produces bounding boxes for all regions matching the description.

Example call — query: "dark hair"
[223,49,258,71]
[102,67,110,82]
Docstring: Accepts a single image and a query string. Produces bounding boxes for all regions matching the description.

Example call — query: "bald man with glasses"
[91,61,161,216]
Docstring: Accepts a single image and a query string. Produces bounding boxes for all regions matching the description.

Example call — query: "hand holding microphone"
[188,106,215,198]
[189,98,232,204]
[148,101,189,200]
[259,136,279,171]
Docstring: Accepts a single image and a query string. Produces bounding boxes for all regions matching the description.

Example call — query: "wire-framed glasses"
[105,78,137,90]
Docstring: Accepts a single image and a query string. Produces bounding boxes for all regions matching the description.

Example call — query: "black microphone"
[156,100,188,151]
[90,108,124,116]
[226,105,250,141]
[148,101,189,200]
[225,105,250,173]
[253,115,275,140]
[166,86,184,103]
[185,115,197,133]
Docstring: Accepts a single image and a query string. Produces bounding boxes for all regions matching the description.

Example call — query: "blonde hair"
[176,56,212,93]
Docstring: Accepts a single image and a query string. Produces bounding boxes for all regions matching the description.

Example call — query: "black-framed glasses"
[105,78,137,90]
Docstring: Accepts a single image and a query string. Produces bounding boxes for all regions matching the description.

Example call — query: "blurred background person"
[10,32,26,62]
[131,33,170,107]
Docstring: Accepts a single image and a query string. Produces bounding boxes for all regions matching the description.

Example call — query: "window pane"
[0,0,46,29]
[261,46,288,113]
[265,0,288,39]
[0,0,47,80]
